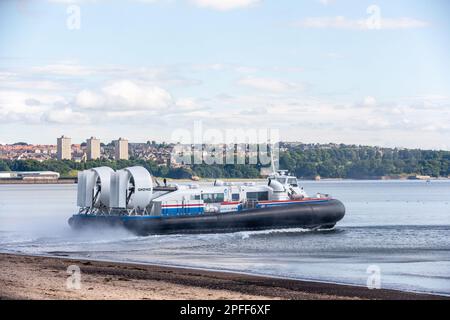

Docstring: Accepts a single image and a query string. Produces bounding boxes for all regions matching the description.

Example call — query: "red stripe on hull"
[258,198,330,204]
[161,204,204,208]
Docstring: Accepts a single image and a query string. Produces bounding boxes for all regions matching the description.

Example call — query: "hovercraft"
[68,166,345,235]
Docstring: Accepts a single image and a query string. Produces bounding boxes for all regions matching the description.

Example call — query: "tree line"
[279,144,450,179]
[0,159,261,179]
[1,144,449,179]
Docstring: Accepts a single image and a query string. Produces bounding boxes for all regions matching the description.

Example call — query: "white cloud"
[3,58,449,148]
[318,0,335,6]
[134,0,160,3]
[0,89,90,125]
[175,98,200,111]
[237,76,300,92]
[31,63,94,76]
[295,16,428,30]
[105,110,146,118]
[234,66,259,74]
[0,90,64,123]
[75,80,173,110]
[190,63,259,74]
[75,90,106,109]
[28,62,201,88]
[48,0,261,10]
[363,96,377,107]
[0,72,16,81]
[205,93,450,145]
[47,0,78,3]
[0,80,66,91]
[378,18,428,29]
[271,66,304,73]
[42,108,90,124]
[190,0,260,11]
[47,0,97,3]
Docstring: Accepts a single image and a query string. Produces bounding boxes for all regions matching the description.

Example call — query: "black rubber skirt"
[69,199,345,236]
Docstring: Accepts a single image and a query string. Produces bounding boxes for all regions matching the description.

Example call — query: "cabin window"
[191,194,201,200]
[276,178,287,184]
[201,193,225,203]
[288,178,298,186]
[246,191,269,201]
[232,193,240,201]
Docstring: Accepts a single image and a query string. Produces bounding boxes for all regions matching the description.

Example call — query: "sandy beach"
[0,253,446,300]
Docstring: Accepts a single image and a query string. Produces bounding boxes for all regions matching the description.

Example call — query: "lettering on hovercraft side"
[137,188,152,191]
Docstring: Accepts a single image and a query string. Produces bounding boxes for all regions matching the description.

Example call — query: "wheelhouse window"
[201,193,225,203]
[191,194,201,200]
[276,178,287,184]
[246,191,269,201]
[287,178,298,187]
[232,193,240,201]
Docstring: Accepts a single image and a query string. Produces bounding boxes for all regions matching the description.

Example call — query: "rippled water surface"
[1,180,449,295]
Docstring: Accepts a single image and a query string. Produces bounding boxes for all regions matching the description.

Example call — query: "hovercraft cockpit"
[269,170,308,200]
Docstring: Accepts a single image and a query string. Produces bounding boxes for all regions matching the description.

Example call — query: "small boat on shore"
[69,166,345,235]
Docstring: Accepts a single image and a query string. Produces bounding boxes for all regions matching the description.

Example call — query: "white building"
[114,138,129,160]
[57,135,71,160]
[0,171,60,180]
[87,137,101,160]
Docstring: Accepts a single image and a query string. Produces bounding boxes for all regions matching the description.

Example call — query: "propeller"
[92,176,102,206]
[126,176,135,206]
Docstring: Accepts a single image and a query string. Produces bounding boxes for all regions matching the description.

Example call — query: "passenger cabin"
[149,173,307,217]
[76,166,315,218]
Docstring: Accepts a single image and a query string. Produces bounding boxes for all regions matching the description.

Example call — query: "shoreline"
[1,177,449,185]
[0,253,447,300]
[0,179,76,184]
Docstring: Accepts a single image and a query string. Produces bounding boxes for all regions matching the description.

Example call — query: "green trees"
[8,159,45,172]
[190,164,260,179]
[280,145,450,178]
[2,144,450,179]
[0,160,10,171]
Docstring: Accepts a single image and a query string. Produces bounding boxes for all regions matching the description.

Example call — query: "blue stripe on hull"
[161,206,204,216]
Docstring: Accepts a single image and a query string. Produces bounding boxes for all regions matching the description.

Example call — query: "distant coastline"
[0,178,76,184]
[2,143,450,181]
[1,176,449,185]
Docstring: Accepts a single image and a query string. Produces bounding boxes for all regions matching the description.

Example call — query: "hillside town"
[0,136,174,165]
[0,136,271,167]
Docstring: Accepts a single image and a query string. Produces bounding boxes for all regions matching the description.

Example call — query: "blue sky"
[0,0,449,149]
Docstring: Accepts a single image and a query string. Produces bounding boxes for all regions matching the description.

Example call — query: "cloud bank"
[295,16,428,30]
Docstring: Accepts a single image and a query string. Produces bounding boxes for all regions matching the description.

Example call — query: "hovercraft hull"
[68,199,345,235]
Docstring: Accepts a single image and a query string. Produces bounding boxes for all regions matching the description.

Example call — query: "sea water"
[0,180,449,295]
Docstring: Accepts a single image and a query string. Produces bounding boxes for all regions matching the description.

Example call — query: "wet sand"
[0,253,446,300]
